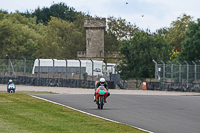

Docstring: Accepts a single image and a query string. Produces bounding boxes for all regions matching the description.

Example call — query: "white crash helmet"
[9,79,12,83]
[100,78,105,85]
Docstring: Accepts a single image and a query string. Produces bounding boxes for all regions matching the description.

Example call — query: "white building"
[32,59,116,76]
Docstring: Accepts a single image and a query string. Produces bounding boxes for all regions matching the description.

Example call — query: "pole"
[168,61,173,83]
[78,59,81,87]
[51,57,54,79]
[90,59,94,84]
[35,57,40,79]
[177,61,182,83]
[22,56,26,76]
[35,57,40,86]
[192,61,196,82]
[103,59,107,71]
[184,61,189,83]
[160,60,165,82]
[6,54,11,76]
[152,59,158,82]
[64,58,68,79]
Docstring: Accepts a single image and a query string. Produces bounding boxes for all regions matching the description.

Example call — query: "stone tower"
[77,18,106,60]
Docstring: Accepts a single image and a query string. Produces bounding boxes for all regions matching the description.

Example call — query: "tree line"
[0,2,199,80]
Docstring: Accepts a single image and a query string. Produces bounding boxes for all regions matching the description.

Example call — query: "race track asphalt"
[32,94,200,133]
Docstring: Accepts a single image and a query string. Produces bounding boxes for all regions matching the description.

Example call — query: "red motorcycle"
[95,86,108,109]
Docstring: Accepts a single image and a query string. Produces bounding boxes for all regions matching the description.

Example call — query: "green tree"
[154,27,169,37]
[118,30,172,80]
[33,7,50,24]
[50,3,77,22]
[104,16,139,60]
[28,2,79,24]
[165,14,194,52]
[82,72,88,81]
[73,13,87,51]
[35,17,85,59]
[107,16,139,41]
[0,12,41,58]
[177,19,200,62]
[104,31,119,52]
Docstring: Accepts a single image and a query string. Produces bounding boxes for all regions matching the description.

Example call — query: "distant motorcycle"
[95,86,108,109]
[7,83,16,93]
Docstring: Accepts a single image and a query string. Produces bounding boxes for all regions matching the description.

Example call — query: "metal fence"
[150,60,200,92]
[0,57,120,89]
[0,58,35,77]
[153,60,200,83]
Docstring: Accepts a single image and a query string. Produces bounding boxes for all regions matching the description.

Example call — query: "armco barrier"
[146,82,200,92]
[0,76,115,89]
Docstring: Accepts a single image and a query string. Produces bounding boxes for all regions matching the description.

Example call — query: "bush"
[82,72,88,81]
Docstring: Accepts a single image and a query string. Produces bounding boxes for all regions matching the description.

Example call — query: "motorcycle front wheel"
[100,97,104,109]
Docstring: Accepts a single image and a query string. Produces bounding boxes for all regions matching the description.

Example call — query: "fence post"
[22,56,26,76]
[64,58,68,79]
[78,59,81,87]
[35,57,40,79]
[168,61,173,83]
[192,61,196,82]
[184,61,189,83]
[103,59,107,71]
[177,61,182,83]
[152,59,158,82]
[35,57,40,86]
[90,59,94,84]
[6,54,11,76]
[51,57,54,79]
[161,60,165,82]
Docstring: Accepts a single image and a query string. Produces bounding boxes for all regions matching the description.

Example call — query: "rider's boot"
[93,93,96,102]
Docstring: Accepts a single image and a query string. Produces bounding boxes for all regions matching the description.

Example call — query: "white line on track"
[30,95,154,133]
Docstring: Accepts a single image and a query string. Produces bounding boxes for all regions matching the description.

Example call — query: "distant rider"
[94,78,110,102]
[7,79,16,92]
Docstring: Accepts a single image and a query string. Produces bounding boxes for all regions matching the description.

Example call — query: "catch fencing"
[0,57,119,89]
[149,60,200,92]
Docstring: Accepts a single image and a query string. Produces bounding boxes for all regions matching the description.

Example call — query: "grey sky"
[1,0,199,32]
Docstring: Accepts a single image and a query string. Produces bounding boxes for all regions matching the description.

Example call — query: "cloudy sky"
[1,0,199,32]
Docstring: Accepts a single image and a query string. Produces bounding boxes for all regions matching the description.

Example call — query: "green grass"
[0,91,147,133]
[184,95,200,96]
[14,91,58,94]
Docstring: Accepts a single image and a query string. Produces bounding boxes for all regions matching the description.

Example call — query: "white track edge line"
[30,95,154,133]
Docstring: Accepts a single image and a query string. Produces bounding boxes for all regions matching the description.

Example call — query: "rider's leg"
[93,91,96,102]
[107,92,110,97]
[94,87,97,102]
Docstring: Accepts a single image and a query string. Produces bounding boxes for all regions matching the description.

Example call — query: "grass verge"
[0,91,147,133]
[184,95,200,96]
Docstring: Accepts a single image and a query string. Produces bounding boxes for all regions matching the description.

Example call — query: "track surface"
[33,94,200,133]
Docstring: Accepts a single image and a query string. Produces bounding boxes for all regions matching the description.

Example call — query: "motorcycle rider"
[7,79,16,92]
[94,78,110,102]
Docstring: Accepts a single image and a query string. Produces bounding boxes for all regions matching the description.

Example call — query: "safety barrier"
[0,76,116,89]
[146,82,200,92]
